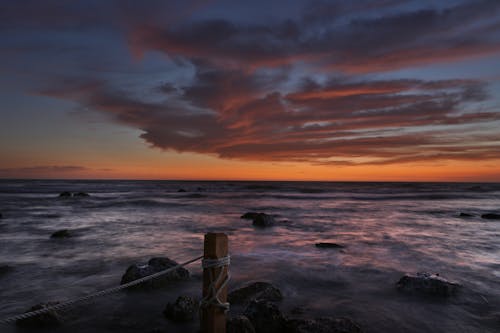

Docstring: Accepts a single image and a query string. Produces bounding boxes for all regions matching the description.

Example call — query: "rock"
[59,191,72,197]
[481,213,500,220]
[0,265,11,276]
[227,315,256,333]
[16,302,62,328]
[244,300,286,333]
[396,272,460,297]
[184,193,205,198]
[120,257,189,289]
[74,192,90,197]
[315,243,345,249]
[163,296,197,322]
[50,229,71,238]
[241,212,260,220]
[252,213,275,227]
[286,317,362,333]
[177,189,187,192]
[459,212,473,217]
[228,282,283,304]
[0,213,2,219]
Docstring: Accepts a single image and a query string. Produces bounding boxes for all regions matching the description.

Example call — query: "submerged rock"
[59,191,72,197]
[163,296,197,322]
[74,192,90,197]
[459,212,473,217]
[252,213,275,227]
[229,282,283,304]
[50,229,72,238]
[0,212,2,219]
[481,213,500,220]
[227,315,256,333]
[177,189,187,192]
[120,257,189,289]
[244,300,286,333]
[396,272,460,297]
[241,212,260,220]
[16,302,62,328]
[315,243,345,249]
[0,265,11,276]
[286,317,362,333]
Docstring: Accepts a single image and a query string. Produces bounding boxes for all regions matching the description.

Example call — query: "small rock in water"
[315,243,345,249]
[252,213,275,227]
[163,295,197,322]
[241,212,260,220]
[0,265,12,276]
[59,191,72,197]
[396,272,460,297]
[227,315,256,333]
[0,212,3,219]
[120,257,189,289]
[177,188,187,192]
[50,229,72,238]
[286,317,362,333]
[74,192,90,197]
[16,302,62,328]
[459,212,473,217]
[228,282,283,304]
[244,300,286,333]
[481,213,500,220]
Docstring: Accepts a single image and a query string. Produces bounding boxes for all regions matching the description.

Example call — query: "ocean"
[0,180,499,332]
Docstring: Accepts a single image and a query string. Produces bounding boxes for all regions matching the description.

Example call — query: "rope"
[199,255,230,312]
[0,255,203,325]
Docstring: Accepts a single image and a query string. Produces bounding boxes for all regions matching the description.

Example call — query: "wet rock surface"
[396,272,460,297]
[229,282,283,304]
[244,300,287,333]
[163,295,197,322]
[227,315,256,333]
[241,212,260,220]
[120,257,189,289]
[58,192,90,198]
[481,213,500,220]
[0,264,12,276]
[286,317,362,333]
[50,229,72,238]
[459,212,473,217]
[252,213,275,227]
[315,243,345,249]
[16,302,62,328]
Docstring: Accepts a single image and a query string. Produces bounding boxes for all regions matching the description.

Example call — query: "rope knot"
[200,255,230,312]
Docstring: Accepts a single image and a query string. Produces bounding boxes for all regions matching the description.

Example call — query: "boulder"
[241,212,260,220]
[315,243,345,249]
[481,213,500,220]
[177,189,187,192]
[286,317,362,333]
[227,315,256,333]
[50,229,72,238]
[252,213,275,227]
[74,192,90,197]
[228,282,283,304]
[396,272,460,297]
[120,257,189,289]
[59,191,72,197]
[16,302,62,328]
[244,300,286,333]
[459,212,473,217]
[163,296,197,322]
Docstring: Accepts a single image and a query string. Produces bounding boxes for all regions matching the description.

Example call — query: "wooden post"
[201,233,228,333]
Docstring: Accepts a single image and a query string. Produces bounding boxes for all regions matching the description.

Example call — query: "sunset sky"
[1,0,500,181]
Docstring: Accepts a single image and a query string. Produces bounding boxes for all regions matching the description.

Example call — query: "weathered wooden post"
[201,233,229,333]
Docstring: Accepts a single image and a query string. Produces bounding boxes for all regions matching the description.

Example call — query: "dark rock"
[16,302,62,328]
[50,229,71,238]
[59,191,72,197]
[184,193,205,198]
[177,189,187,192]
[120,257,189,289]
[163,295,197,322]
[396,272,460,297]
[459,212,473,217]
[0,265,11,276]
[244,300,286,333]
[0,213,2,219]
[252,213,275,227]
[229,282,283,304]
[241,212,260,220]
[74,192,90,197]
[481,213,500,220]
[227,315,256,333]
[286,317,362,333]
[315,243,345,249]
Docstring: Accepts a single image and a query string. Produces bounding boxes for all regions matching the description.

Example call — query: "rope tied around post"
[200,255,231,312]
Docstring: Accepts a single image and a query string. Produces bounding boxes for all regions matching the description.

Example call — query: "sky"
[1,0,500,181]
